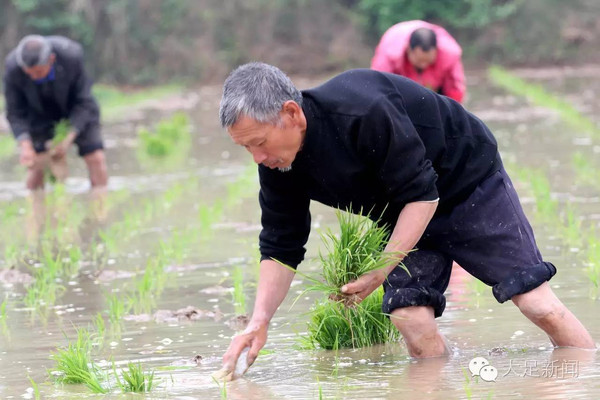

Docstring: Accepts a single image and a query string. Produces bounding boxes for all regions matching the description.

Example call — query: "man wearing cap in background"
[3,35,107,191]
[371,20,466,103]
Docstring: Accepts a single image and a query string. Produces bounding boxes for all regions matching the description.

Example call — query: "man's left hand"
[337,268,387,306]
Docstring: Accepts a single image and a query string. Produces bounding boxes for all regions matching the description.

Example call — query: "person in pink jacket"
[371,20,466,103]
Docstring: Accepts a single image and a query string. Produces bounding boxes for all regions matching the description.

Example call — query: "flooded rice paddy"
[0,67,599,399]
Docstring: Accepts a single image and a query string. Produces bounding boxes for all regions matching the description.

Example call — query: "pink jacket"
[371,20,465,103]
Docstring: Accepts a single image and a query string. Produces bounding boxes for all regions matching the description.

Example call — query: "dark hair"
[409,28,437,52]
[15,35,52,68]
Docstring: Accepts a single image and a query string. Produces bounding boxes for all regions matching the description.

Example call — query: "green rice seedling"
[302,287,400,350]
[212,376,227,399]
[331,335,340,378]
[98,229,119,256]
[50,327,108,393]
[488,66,600,139]
[60,246,82,277]
[28,376,41,400]
[52,120,70,146]
[130,259,167,314]
[0,299,7,320]
[93,313,105,348]
[232,265,246,315]
[114,361,155,393]
[107,294,129,326]
[23,265,66,311]
[561,205,583,249]
[462,368,473,400]
[526,170,559,225]
[317,377,324,400]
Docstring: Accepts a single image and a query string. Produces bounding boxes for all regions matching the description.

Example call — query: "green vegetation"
[107,294,129,327]
[561,205,583,249]
[23,263,66,312]
[138,112,191,157]
[291,210,402,349]
[0,299,6,321]
[513,169,559,225]
[359,0,519,37]
[129,259,168,315]
[489,66,600,139]
[51,120,71,146]
[316,210,404,297]
[467,277,489,307]
[212,376,227,399]
[114,362,155,393]
[50,328,108,393]
[302,287,400,350]
[28,376,41,400]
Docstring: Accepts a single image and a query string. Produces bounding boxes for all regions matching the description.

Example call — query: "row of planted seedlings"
[488,67,600,298]
[0,185,95,325]
[45,163,261,395]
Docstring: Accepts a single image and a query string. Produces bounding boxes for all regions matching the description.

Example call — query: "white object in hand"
[233,347,250,379]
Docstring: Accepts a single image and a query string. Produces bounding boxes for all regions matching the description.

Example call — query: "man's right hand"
[19,140,35,167]
[220,321,268,380]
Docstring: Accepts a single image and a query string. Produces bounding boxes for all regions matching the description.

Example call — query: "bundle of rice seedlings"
[293,209,406,349]
[319,209,406,302]
[301,287,400,350]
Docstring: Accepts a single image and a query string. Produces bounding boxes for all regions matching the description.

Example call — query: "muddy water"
[0,67,599,399]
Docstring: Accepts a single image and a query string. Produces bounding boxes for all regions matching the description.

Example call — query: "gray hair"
[219,62,303,128]
[15,35,52,69]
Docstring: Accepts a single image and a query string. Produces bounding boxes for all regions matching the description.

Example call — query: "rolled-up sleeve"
[258,165,311,269]
[358,94,439,206]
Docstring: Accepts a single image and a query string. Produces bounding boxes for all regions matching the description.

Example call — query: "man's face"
[407,47,437,72]
[228,102,306,171]
[22,54,55,81]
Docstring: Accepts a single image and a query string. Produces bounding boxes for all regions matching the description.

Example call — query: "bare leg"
[512,282,595,349]
[390,306,450,358]
[26,152,48,190]
[25,188,46,241]
[83,150,108,188]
